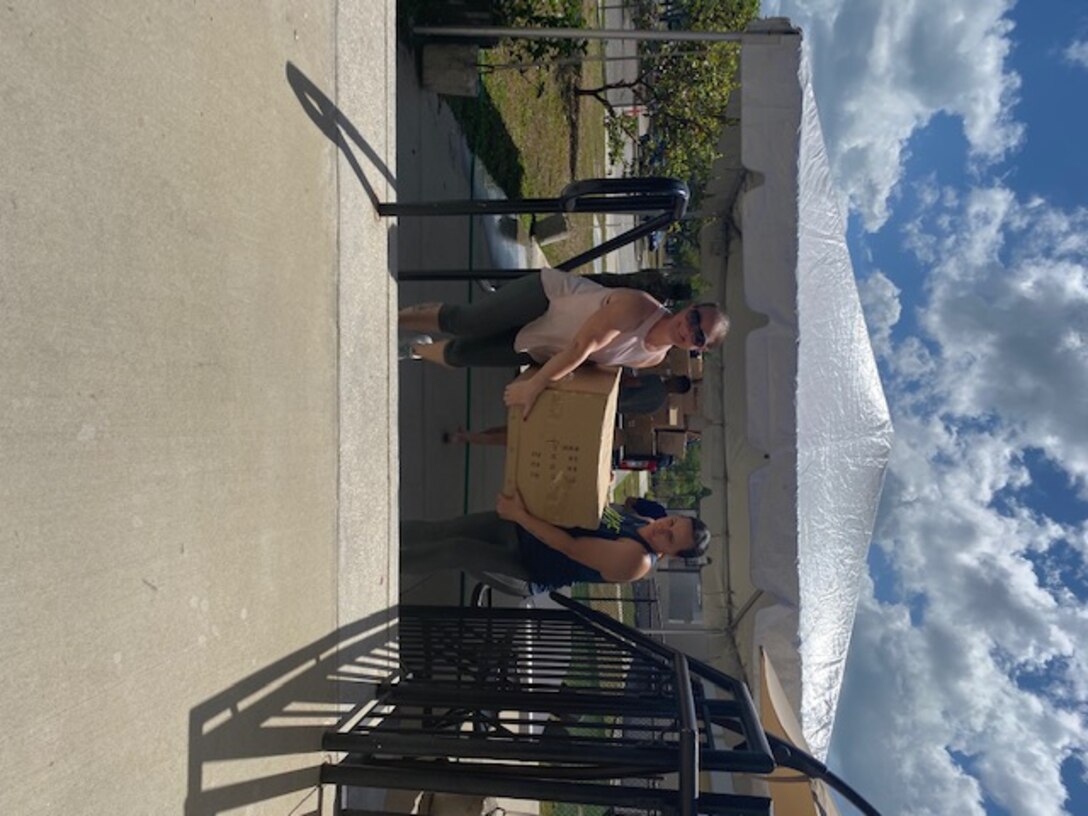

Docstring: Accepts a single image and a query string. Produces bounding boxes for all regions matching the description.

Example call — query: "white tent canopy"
[697,20,893,761]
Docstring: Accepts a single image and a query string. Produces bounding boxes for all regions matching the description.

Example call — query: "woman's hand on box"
[504,378,544,419]
[496,490,528,522]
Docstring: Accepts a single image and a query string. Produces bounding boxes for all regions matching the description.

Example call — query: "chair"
[469,571,534,606]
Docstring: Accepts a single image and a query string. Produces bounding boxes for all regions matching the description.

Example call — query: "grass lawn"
[610,468,648,505]
[572,581,637,627]
[446,0,609,266]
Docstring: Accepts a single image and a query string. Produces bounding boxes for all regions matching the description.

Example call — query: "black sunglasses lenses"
[688,309,706,347]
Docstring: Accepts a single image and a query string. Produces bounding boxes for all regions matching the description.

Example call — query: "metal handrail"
[378,176,687,218]
[766,733,882,816]
[674,655,698,816]
[550,592,775,769]
[388,176,689,275]
[285,61,687,276]
[551,592,885,815]
[321,598,882,816]
[558,177,690,220]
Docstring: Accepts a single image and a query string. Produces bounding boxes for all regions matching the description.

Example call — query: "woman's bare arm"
[504,291,660,417]
[497,491,650,583]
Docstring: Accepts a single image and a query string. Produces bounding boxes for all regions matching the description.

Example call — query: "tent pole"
[728,589,764,632]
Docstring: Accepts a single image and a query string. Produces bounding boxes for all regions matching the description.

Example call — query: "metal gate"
[322,594,775,816]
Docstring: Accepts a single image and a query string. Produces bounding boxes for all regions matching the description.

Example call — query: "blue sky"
[763,1,1088,813]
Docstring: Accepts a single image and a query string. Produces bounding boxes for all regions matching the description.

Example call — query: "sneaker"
[398,333,432,361]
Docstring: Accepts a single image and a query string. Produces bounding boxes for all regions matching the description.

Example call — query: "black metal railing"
[389,176,689,277]
[322,594,775,816]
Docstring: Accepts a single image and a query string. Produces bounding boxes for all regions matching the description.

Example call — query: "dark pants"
[437,272,547,367]
[400,512,533,581]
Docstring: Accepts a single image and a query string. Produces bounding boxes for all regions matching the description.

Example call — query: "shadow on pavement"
[185,608,399,815]
[286,61,396,208]
[444,85,525,199]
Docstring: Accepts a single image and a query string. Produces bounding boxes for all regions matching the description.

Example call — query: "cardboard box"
[649,404,683,429]
[665,347,694,377]
[619,413,657,456]
[655,429,690,458]
[690,354,704,381]
[668,383,700,416]
[649,347,704,379]
[685,413,707,432]
[504,365,621,528]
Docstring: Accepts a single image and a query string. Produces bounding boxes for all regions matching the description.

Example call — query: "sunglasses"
[687,307,707,348]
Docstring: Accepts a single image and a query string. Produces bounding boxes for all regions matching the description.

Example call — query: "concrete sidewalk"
[1,3,396,814]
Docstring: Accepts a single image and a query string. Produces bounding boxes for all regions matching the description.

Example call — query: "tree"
[578,0,759,192]
[494,0,587,63]
[650,440,711,510]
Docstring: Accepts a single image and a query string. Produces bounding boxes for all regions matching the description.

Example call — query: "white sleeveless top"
[514,268,670,367]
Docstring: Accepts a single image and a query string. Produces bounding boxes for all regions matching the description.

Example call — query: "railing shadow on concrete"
[286,61,397,209]
[184,608,398,816]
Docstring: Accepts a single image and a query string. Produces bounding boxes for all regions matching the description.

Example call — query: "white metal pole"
[414,25,748,44]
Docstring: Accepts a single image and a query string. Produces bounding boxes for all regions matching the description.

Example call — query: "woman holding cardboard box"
[400,489,710,595]
[399,268,728,417]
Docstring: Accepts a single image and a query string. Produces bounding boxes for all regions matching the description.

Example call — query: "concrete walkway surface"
[395,44,522,608]
[1,2,396,814]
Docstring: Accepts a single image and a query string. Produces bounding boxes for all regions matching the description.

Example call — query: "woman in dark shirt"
[401,490,709,594]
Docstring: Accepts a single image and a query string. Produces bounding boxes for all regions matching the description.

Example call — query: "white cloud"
[839,596,1079,816]
[833,428,1088,814]
[915,189,1088,484]
[764,0,1023,229]
[857,269,901,359]
[902,218,937,264]
[886,335,936,383]
[1064,39,1088,70]
[827,186,1088,814]
[829,589,990,815]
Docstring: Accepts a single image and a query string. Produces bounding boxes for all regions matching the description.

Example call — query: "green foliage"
[649,440,711,510]
[639,0,758,186]
[657,211,709,272]
[605,110,639,168]
[635,46,737,189]
[669,239,701,273]
[581,1,759,194]
[400,0,588,62]
[494,0,588,63]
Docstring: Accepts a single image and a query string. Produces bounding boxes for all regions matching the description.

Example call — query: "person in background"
[615,372,692,415]
[623,495,668,520]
